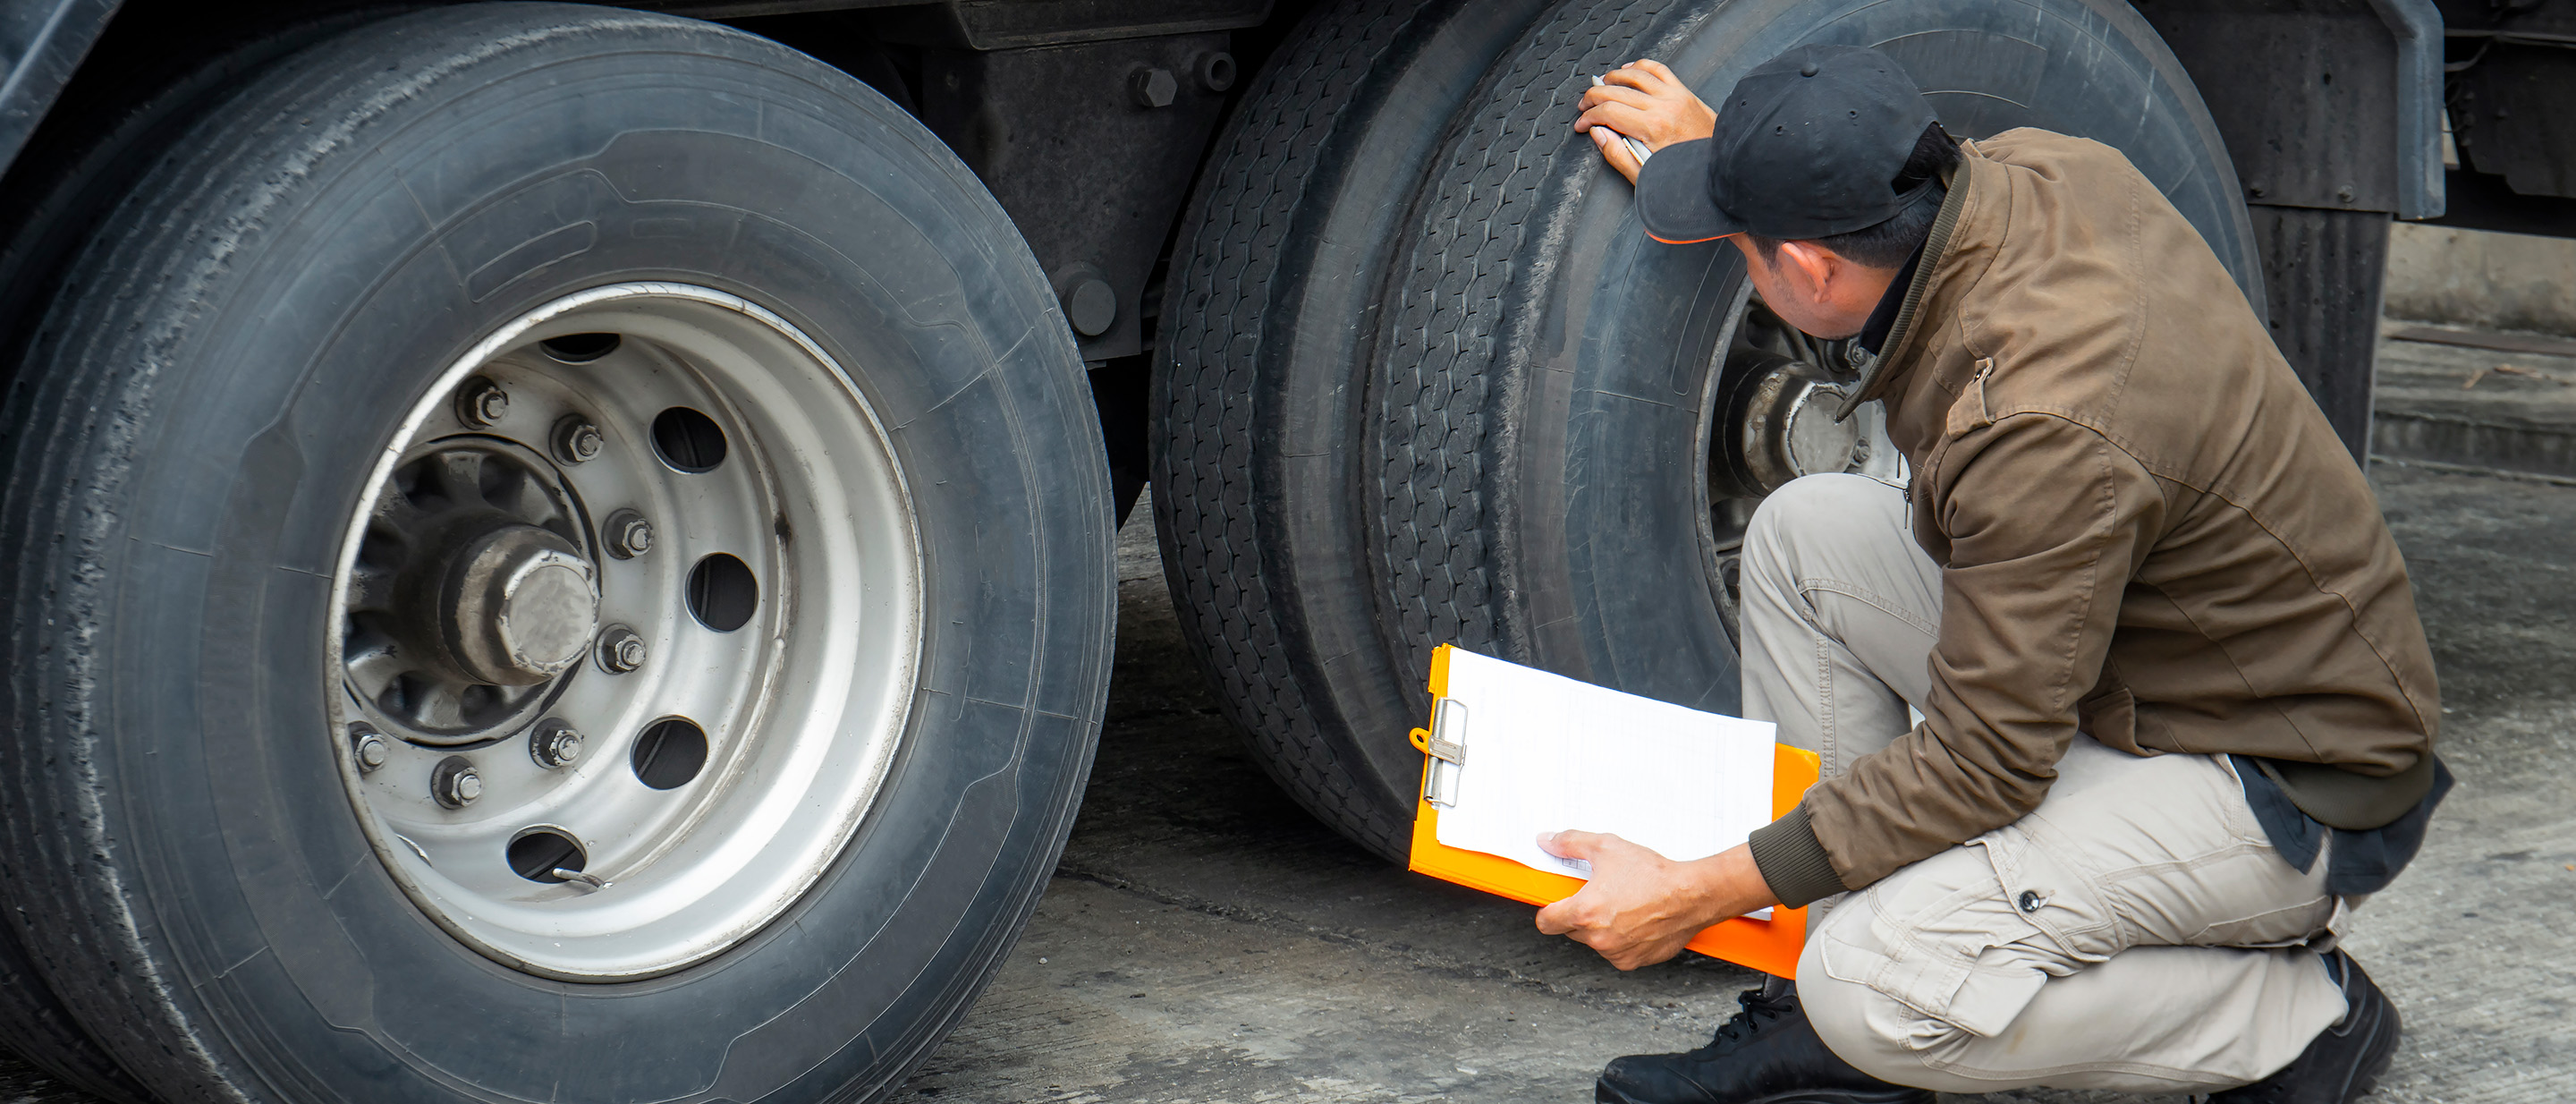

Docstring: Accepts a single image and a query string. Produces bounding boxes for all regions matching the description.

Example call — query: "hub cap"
[329,284,923,981]
[446,523,597,684]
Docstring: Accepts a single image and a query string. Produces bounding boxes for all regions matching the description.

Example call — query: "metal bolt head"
[530,718,584,769]
[554,415,606,463]
[352,726,390,773]
[2336,183,2356,203]
[597,624,647,674]
[458,378,510,429]
[1130,66,1177,108]
[604,508,653,559]
[432,755,482,809]
[1063,277,1117,337]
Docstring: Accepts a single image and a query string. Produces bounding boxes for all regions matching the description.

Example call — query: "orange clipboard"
[1404,643,1823,978]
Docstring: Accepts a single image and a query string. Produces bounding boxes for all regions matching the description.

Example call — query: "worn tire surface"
[1153,0,1555,860]
[1164,0,2256,856]
[0,6,1112,1103]
[0,14,387,1103]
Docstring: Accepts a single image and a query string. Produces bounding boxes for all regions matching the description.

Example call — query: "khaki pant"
[1738,474,2349,1094]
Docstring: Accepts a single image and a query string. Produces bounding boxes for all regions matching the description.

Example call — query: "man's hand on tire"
[1576,60,1717,184]
[1533,832,1778,970]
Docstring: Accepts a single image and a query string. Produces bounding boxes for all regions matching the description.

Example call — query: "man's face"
[1726,236,1896,341]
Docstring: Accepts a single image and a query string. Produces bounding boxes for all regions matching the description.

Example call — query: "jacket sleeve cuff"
[1747,804,1847,909]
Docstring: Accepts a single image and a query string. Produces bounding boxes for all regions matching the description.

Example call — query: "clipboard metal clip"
[1417,698,1469,807]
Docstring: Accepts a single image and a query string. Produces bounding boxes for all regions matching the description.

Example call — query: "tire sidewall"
[56,10,1107,1103]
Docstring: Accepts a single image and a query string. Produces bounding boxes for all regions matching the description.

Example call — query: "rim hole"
[651,407,727,473]
[686,554,759,632]
[538,333,622,363]
[631,717,708,790]
[508,828,587,883]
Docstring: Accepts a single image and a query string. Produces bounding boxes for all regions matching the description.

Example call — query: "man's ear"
[1773,239,1840,296]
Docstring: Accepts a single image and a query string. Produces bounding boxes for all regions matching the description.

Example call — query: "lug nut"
[554,414,606,464]
[431,756,482,809]
[530,718,584,769]
[604,508,653,559]
[351,725,390,774]
[458,378,511,429]
[597,624,647,674]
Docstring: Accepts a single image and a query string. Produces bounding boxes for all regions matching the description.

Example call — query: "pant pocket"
[1978,821,2125,963]
[1813,845,2055,1040]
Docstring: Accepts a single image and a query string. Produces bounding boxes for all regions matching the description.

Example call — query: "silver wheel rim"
[327,284,923,981]
[1698,293,1910,641]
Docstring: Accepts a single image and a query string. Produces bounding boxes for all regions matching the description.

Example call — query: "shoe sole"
[1594,1084,1933,1104]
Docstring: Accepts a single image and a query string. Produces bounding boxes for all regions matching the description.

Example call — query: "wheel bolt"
[1130,65,1178,108]
[351,725,390,774]
[597,624,647,674]
[458,378,511,428]
[530,718,583,769]
[604,508,653,559]
[554,414,605,464]
[431,756,482,809]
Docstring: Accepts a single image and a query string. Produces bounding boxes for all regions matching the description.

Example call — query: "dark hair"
[1750,121,1960,269]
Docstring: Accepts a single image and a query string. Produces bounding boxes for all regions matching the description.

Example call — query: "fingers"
[1574,100,1655,135]
[1578,82,1657,115]
[1598,63,1667,95]
[1538,828,1614,859]
[1538,897,1657,971]
[1596,132,1639,183]
[1535,896,1578,935]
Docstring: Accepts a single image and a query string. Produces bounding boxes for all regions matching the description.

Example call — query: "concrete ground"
[6,336,2573,1104]
[893,457,2576,1104]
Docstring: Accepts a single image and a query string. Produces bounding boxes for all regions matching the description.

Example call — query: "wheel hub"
[440,524,597,685]
[1709,347,1867,500]
[329,285,923,981]
[1699,301,1911,643]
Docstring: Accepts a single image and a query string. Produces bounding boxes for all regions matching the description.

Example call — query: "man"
[1530,44,2448,1104]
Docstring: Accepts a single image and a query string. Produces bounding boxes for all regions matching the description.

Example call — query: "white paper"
[1430,648,1776,881]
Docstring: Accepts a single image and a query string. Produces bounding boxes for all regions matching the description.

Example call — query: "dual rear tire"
[1156,0,2258,859]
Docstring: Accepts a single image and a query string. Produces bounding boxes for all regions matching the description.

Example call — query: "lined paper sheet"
[1430,649,1777,879]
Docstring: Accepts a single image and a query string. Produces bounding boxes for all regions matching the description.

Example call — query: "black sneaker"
[2210,950,2402,1104]
[1596,983,1933,1104]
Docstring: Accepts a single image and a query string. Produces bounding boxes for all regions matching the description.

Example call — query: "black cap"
[1635,44,1937,244]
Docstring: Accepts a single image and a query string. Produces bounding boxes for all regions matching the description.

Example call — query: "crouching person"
[1545,44,2446,1104]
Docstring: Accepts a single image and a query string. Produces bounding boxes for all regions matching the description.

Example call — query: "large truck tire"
[1152,0,1558,860]
[1157,0,2255,859]
[0,7,1114,1104]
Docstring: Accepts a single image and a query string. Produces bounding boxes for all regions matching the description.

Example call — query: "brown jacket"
[1745,130,2442,907]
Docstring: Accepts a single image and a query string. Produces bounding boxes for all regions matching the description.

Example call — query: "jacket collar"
[1836,144,1977,420]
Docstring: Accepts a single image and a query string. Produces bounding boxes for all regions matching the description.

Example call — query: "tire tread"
[1153,0,1455,861]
